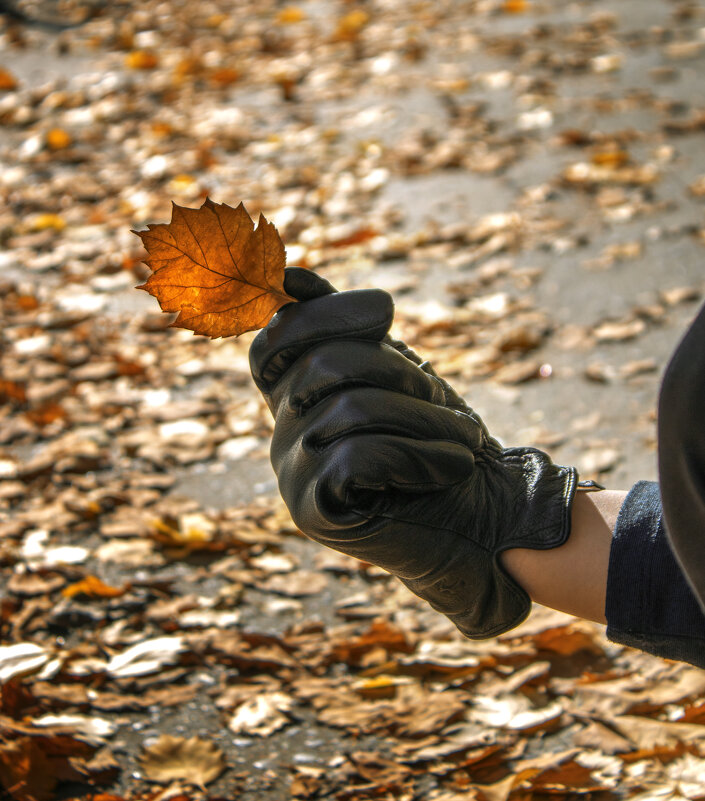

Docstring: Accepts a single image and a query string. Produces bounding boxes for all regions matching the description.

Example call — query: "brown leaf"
[138,734,226,786]
[0,67,18,91]
[331,620,415,665]
[0,737,57,801]
[135,199,294,338]
[530,623,605,656]
[0,380,27,405]
[0,681,38,719]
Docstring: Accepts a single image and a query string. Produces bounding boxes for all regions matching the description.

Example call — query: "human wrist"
[499,490,626,624]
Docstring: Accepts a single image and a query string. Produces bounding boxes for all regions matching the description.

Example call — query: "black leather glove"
[250,269,578,638]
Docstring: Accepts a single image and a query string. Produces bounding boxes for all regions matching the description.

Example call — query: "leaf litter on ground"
[2,0,705,799]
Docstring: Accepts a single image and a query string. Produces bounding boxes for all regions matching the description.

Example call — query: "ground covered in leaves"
[2,0,705,799]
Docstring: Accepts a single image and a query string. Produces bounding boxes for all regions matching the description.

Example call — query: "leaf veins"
[135,198,295,338]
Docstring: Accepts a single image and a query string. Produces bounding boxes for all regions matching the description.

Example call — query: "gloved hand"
[250,268,578,638]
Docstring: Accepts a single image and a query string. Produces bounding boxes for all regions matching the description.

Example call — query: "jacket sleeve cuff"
[605,480,705,668]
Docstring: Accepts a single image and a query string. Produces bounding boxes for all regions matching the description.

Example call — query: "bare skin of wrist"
[500,490,627,624]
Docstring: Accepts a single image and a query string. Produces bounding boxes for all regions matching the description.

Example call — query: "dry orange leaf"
[502,0,529,13]
[125,50,159,70]
[277,6,306,24]
[31,213,66,232]
[46,128,72,150]
[0,67,18,91]
[135,199,295,338]
[62,575,127,600]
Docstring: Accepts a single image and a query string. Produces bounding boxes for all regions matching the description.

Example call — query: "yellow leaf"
[351,674,413,698]
[31,213,66,232]
[334,10,369,40]
[591,149,630,168]
[168,173,197,194]
[125,50,159,70]
[150,121,174,138]
[502,0,529,13]
[46,128,72,150]
[277,6,306,24]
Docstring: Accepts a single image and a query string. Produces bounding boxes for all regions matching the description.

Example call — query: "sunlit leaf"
[277,6,306,24]
[61,575,127,600]
[135,199,295,338]
[46,128,72,151]
[125,50,159,70]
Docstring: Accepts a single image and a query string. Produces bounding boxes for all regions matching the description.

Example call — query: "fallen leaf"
[259,570,328,597]
[0,737,57,801]
[32,713,117,741]
[689,176,705,197]
[0,379,27,405]
[610,715,705,751]
[135,199,295,338]
[46,128,72,151]
[469,695,564,733]
[331,620,415,665]
[94,538,165,567]
[573,720,633,754]
[30,213,66,232]
[105,636,185,678]
[125,50,159,70]
[594,318,646,342]
[7,572,65,597]
[348,751,411,784]
[0,680,37,719]
[493,359,541,385]
[0,643,51,682]
[0,67,18,91]
[351,675,414,699]
[563,161,658,187]
[277,6,306,24]
[661,285,702,306]
[208,66,240,87]
[591,149,630,168]
[666,753,705,797]
[502,0,529,12]
[334,10,369,41]
[62,575,127,600]
[138,735,225,786]
[228,691,295,736]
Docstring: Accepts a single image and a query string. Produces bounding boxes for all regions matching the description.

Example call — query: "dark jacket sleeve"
[658,300,705,612]
[605,480,705,669]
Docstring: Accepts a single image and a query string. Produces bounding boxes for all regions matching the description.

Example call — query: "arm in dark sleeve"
[658,300,705,611]
[606,480,705,668]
